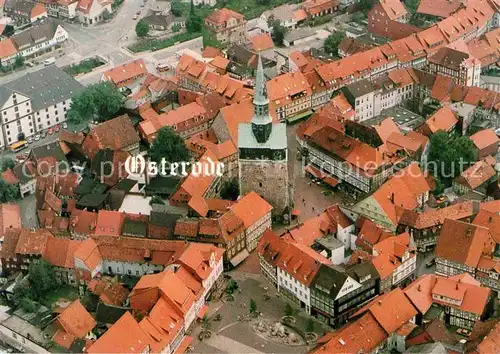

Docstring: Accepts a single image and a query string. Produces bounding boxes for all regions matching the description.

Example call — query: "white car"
[27,137,33,144]
[34,134,41,141]
[62,122,68,129]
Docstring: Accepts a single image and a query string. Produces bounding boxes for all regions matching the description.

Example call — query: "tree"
[284,303,294,316]
[405,0,420,14]
[0,157,15,172]
[28,259,58,299]
[172,23,182,33]
[67,82,124,124]
[148,126,190,165]
[14,55,24,68]
[171,0,183,17]
[220,179,239,201]
[324,31,345,56]
[186,0,202,33]
[256,0,271,4]
[270,20,287,46]
[136,19,149,37]
[202,315,211,332]
[306,318,315,333]
[103,9,112,21]
[0,178,19,202]
[13,282,34,306]
[428,131,476,182]
[202,28,223,49]
[358,0,373,13]
[249,299,257,314]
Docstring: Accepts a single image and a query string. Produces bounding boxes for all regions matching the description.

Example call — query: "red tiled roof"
[205,8,244,25]
[312,313,388,354]
[230,191,272,228]
[43,235,83,269]
[82,115,140,159]
[303,0,338,16]
[379,0,408,21]
[417,0,462,18]
[202,46,224,58]
[249,34,274,52]
[74,238,102,272]
[455,158,496,190]
[0,39,18,59]
[473,209,500,244]
[423,106,458,134]
[0,203,21,235]
[87,312,150,354]
[477,321,500,354]
[15,229,51,255]
[470,129,500,151]
[56,300,96,344]
[95,210,125,236]
[210,56,230,70]
[356,288,418,334]
[103,59,148,87]
[435,219,494,268]
[372,232,412,279]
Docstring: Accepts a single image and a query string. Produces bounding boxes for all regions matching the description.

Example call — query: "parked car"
[34,134,41,141]
[136,10,141,15]
[133,15,138,20]
[55,125,60,132]
[43,57,56,66]
[27,137,33,144]
[41,131,47,138]
[26,62,34,67]
[62,122,68,129]
[48,128,54,135]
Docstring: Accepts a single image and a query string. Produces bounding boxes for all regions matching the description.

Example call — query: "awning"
[174,336,193,354]
[323,176,339,187]
[287,109,314,123]
[197,304,209,319]
[291,209,301,216]
[230,249,250,267]
[305,165,326,180]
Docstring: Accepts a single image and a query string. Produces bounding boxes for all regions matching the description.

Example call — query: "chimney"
[417,284,421,292]
[489,216,493,223]
[456,283,459,290]
[390,193,395,203]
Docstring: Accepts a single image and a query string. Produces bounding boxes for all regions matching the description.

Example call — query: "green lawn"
[40,285,79,308]
[63,57,105,76]
[128,31,202,53]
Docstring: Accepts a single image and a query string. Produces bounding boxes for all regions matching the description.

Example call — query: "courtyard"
[191,270,331,354]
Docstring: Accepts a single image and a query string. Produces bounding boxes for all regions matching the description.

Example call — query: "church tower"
[238,56,290,219]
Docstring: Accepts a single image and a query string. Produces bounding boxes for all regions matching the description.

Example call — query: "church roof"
[238,122,287,150]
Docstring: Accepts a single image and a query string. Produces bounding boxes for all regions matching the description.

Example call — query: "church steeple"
[252,55,273,143]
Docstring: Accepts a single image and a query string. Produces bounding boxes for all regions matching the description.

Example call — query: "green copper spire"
[252,55,273,143]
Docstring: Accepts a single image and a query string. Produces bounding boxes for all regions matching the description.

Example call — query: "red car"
[55,125,60,133]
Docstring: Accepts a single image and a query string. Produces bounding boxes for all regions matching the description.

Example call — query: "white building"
[77,0,113,25]
[341,74,415,122]
[0,65,84,148]
[257,4,297,34]
[10,19,68,64]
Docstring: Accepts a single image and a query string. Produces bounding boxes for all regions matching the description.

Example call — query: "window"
[128,270,131,275]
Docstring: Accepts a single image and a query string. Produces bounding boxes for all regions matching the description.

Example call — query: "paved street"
[192,272,330,354]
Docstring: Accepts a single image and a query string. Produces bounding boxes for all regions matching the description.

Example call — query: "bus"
[10,140,28,153]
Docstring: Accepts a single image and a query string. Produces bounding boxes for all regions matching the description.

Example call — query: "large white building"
[0,19,69,66]
[0,65,84,149]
